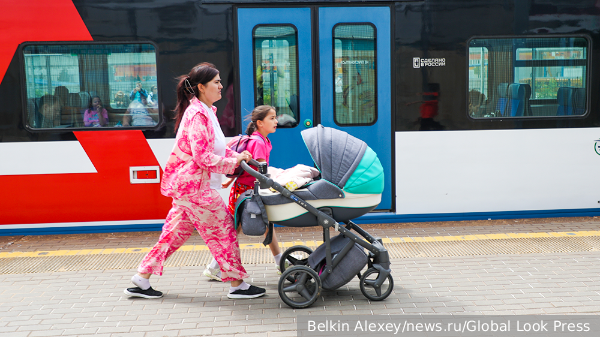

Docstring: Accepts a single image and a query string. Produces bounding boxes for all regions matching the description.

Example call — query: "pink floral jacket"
[161,97,238,205]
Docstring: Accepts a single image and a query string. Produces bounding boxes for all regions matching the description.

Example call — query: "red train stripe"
[0,131,171,225]
[0,0,92,82]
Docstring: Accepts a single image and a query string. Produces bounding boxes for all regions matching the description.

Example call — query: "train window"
[253,25,299,128]
[21,43,159,130]
[333,23,377,126]
[468,37,588,118]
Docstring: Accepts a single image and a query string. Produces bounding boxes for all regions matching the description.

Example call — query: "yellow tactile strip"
[1,231,598,259]
[0,231,599,274]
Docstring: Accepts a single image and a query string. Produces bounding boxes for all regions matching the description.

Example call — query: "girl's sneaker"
[203,266,222,281]
[276,259,291,275]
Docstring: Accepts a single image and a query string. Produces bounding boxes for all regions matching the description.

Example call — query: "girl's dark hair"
[245,105,276,135]
[88,96,101,110]
[173,62,219,132]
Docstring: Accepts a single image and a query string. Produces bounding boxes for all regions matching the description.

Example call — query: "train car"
[1,0,599,235]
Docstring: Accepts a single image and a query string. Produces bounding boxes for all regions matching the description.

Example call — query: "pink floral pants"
[137,191,248,282]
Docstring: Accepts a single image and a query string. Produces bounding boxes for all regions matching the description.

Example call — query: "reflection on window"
[334,24,377,126]
[468,37,588,118]
[253,25,299,128]
[469,47,488,115]
[22,43,159,129]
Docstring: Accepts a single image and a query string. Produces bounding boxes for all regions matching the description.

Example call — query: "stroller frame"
[240,160,393,308]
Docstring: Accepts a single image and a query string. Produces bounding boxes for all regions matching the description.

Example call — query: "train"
[1,0,599,235]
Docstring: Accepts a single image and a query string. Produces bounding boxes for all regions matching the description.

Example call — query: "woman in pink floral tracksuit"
[124,63,266,300]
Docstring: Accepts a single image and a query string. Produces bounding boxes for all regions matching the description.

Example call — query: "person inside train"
[122,96,158,127]
[147,85,158,107]
[255,68,264,106]
[125,62,265,300]
[115,91,128,108]
[219,72,236,136]
[406,83,444,131]
[32,95,62,128]
[53,86,69,107]
[83,96,109,127]
[468,89,486,117]
[129,81,148,102]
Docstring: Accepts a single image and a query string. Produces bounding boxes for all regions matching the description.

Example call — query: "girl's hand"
[222,177,235,188]
[236,151,252,165]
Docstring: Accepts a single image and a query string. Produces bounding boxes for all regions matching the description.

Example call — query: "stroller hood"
[301,125,384,194]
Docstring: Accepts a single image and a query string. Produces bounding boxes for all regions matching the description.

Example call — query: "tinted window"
[253,25,299,128]
[22,43,159,129]
[469,37,588,118]
[334,24,377,126]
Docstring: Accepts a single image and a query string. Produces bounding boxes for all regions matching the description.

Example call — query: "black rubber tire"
[359,268,394,301]
[279,245,313,274]
[278,265,322,309]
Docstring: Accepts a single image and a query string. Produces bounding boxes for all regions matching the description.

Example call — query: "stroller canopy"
[301,125,384,194]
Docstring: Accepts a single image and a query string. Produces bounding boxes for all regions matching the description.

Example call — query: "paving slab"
[0,218,599,336]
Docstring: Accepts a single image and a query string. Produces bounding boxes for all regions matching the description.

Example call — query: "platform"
[1,217,599,336]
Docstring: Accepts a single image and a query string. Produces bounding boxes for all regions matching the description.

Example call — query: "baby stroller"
[235,125,393,309]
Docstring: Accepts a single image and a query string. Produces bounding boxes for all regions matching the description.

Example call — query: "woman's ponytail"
[173,76,193,131]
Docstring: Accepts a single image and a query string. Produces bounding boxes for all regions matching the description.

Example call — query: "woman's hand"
[236,150,252,166]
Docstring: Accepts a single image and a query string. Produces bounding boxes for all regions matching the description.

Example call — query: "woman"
[125,63,265,299]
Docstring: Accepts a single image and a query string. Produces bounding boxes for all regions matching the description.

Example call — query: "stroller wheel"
[278,266,322,309]
[280,245,313,274]
[359,268,394,301]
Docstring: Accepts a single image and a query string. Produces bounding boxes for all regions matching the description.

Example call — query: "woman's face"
[198,74,223,105]
[92,97,102,108]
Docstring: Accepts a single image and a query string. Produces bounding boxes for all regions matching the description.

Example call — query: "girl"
[125,63,265,299]
[203,105,287,281]
[84,96,108,127]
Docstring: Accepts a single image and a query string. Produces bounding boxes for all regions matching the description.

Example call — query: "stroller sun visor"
[301,125,384,194]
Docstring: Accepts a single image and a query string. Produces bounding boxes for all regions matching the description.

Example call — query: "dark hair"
[53,86,69,104]
[173,62,220,132]
[87,96,101,110]
[245,105,276,135]
[39,95,61,110]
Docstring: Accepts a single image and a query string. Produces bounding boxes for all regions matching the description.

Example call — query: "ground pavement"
[0,217,599,336]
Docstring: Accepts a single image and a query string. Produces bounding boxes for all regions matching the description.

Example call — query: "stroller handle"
[240,159,271,190]
[239,159,265,179]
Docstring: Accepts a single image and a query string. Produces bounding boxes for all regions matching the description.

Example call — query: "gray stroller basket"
[236,125,393,309]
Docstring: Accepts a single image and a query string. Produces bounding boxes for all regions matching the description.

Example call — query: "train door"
[237,7,314,169]
[237,6,392,210]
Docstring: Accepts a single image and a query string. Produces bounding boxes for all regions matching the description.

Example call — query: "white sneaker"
[203,266,222,281]
[276,259,291,275]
